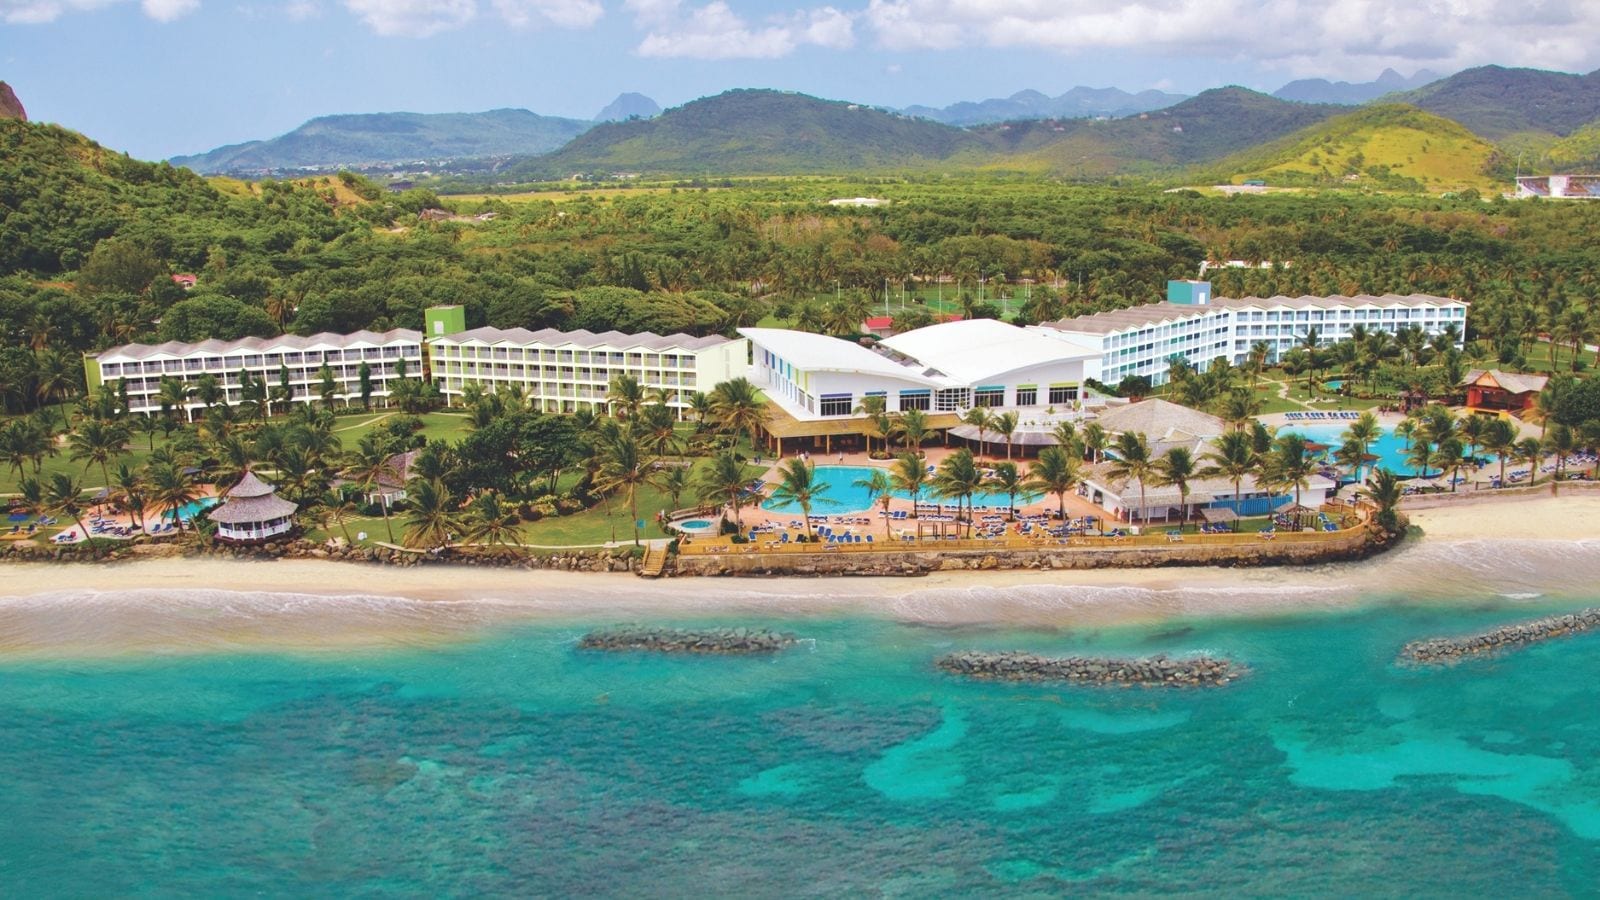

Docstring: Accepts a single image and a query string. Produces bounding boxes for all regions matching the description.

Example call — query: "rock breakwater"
[1400,607,1600,664]
[936,651,1243,687]
[578,627,797,654]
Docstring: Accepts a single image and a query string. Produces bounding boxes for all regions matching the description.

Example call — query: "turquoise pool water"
[761,465,1041,514]
[1323,379,1344,390]
[173,498,219,521]
[1284,423,1429,477]
[5,544,1600,894]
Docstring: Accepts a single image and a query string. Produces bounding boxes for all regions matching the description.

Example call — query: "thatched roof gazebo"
[207,471,298,544]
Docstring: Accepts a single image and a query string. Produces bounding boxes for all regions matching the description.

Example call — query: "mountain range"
[157,65,1600,186]
[901,87,1188,126]
[1272,68,1440,105]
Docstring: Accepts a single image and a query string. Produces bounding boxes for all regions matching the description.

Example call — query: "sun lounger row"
[1285,411,1363,421]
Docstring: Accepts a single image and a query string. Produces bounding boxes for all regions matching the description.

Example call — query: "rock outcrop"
[1400,608,1600,664]
[0,82,26,122]
[937,651,1244,687]
[578,627,796,654]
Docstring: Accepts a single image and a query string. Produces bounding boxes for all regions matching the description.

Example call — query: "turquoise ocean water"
[4,546,1600,894]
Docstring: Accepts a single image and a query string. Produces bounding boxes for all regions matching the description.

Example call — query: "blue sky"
[4,0,1596,161]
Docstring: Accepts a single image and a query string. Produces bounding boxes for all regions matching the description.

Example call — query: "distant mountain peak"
[1273,69,1441,106]
[595,93,661,122]
[901,85,1188,126]
[0,82,25,122]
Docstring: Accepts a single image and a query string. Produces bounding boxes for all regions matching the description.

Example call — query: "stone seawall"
[937,651,1243,687]
[1400,607,1600,664]
[579,627,796,654]
[0,538,639,573]
[672,522,1402,578]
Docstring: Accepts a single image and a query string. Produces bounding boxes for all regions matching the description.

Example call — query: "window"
[1015,387,1037,406]
[898,390,931,411]
[819,394,853,417]
[1048,385,1078,405]
[935,388,970,412]
[973,387,1004,407]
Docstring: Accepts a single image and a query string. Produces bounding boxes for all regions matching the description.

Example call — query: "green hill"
[1544,120,1600,170]
[977,87,1343,176]
[1388,65,1600,140]
[171,109,594,174]
[513,89,987,177]
[1200,104,1502,192]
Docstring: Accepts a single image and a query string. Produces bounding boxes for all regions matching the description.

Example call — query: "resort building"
[1515,175,1600,199]
[423,305,747,417]
[1036,281,1469,387]
[739,319,1104,453]
[1460,369,1549,416]
[1080,399,1334,523]
[206,471,297,543]
[84,330,425,419]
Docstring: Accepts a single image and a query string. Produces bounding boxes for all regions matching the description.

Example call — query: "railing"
[679,507,1369,557]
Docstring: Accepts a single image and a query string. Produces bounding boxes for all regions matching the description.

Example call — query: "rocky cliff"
[0,82,26,122]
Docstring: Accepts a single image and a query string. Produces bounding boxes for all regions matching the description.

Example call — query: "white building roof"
[878,319,1100,384]
[738,328,942,382]
[92,329,423,363]
[1041,293,1465,337]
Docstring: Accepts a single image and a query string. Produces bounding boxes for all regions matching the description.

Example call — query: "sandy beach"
[1,495,1598,656]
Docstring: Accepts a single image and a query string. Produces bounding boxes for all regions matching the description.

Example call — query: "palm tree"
[343,434,400,542]
[933,448,984,537]
[1366,467,1403,532]
[463,491,524,557]
[1217,388,1260,432]
[1261,433,1318,515]
[34,347,78,432]
[695,450,751,529]
[608,374,646,420]
[594,425,656,546]
[1152,446,1199,525]
[1200,430,1258,530]
[67,419,128,487]
[1431,437,1466,492]
[651,464,692,510]
[991,411,1019,460]
[312,489,358,546]
[1333,437,1368,484]
[892,408,932,453]
[853,467,896,539]
[193,373,224,410]
[402,478,461,551]
[1050,420,1080,458]
[855,394,889,455]
[962,407,992,458]
[1517,436,1546,488]
[708,377,767,452]
[1082,422,1108,463]
[986,461,1024,521]
[770,457,828,539]
[1025,446,1082,522]
[109,462,147,532]
[1544,422,1577,494]
[145,460,199,532]
[890,452,928,517]
[43,472,91,543]
[1481,417,1518,488]
[1106,431,1153,526]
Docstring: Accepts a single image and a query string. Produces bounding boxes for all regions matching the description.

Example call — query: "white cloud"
[859,0,1600,77]
[141,0,196,18]
[341,0,474,35]
[488,0,600,28]
[1,0,118,24]
[629,0,856,59]
[284,0,320,20]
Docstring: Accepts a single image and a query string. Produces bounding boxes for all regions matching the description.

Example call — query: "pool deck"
[49,489,220,544]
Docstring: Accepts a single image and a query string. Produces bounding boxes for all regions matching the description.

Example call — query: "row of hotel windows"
[98,346,418,377]
[1105,307,1463,346]
[433,345,697,368]
[107,365,408,393]
[434,363,697,386]
[809,385,1083,417]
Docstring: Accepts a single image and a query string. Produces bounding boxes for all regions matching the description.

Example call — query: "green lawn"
[0,427,190,495]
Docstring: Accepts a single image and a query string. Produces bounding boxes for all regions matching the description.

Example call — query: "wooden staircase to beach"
[638,545,669,578]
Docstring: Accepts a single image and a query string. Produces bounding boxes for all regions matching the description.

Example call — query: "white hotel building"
[426,325,747,416]
[1035,281,1468,387]
[741,318,1104,421]
[85,330,425,419]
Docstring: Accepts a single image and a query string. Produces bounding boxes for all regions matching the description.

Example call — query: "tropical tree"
[889,452,928,517]
[402,478,461,551]
[67,419,128,487]
[34,348,78,431]
[357,361,374,411]
[1152,446,1198,525]
[1430,437,1466,492]
[343,434,400,542]
[1082,422,1108,463]
[1366,467,1404,532]
[1544,422,1577,493]
[933,448,984,537]
[985,461,1024,521]
[145,460,199,531]
[1261,432,1319,515]
[852,467,896,539]
[1025,446,1082,522]
[43,472,91,543]
[1517,436,1546,489]
[1200,430,1258,530]
[991,411,1019,460]
[1481,417,1518,488]
[462,490,524,557]
[109,462,147,532]
[608,374,646,419]
[962,407,992,458]
[695,450,751,529]
[1107,431,1153,526]
[892,408,932,452]
[312,489,358,546]
[593,424,656,546]
[651,463,692,510]
[708,377,767,451]
[769,457,829,539]
[316,364,341,410]
[855,394,889,456]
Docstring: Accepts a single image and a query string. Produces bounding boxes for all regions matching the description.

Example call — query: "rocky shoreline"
[936,651,1244,687]
[1400,607,1600,664]
[578,627,797,654]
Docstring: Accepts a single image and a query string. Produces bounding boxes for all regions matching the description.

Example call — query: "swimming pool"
[1283,424,1432,477]
[1323,379,1344,390]
[675,518,717,534]
[173,498,219,521]
[759,465,1042,515]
